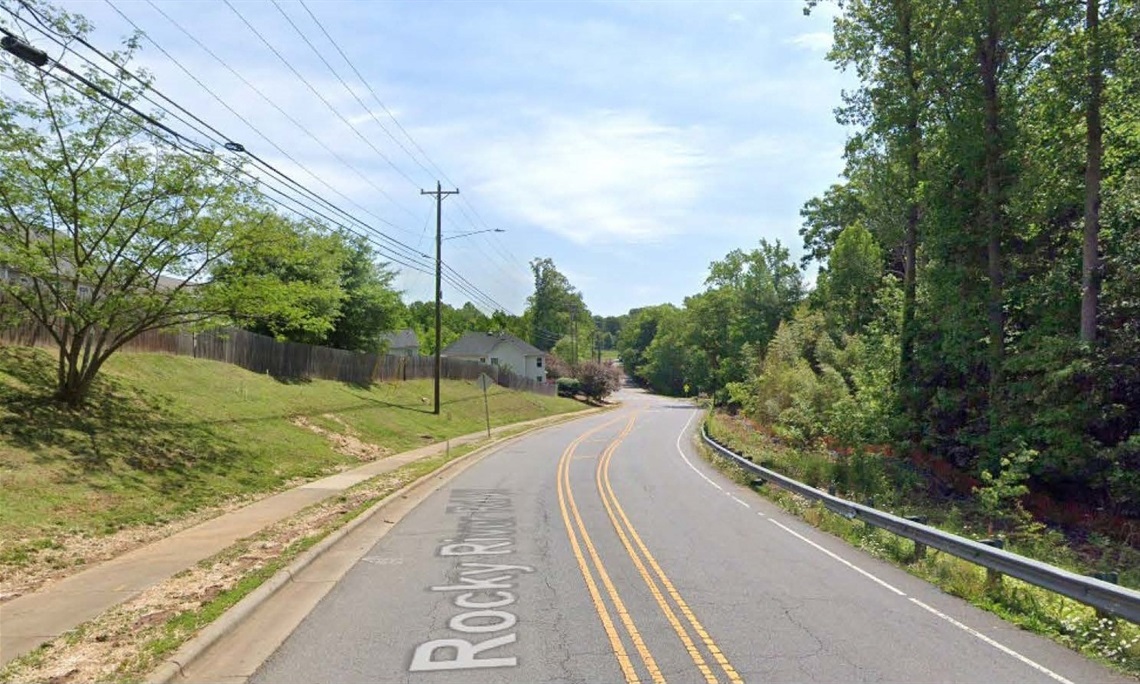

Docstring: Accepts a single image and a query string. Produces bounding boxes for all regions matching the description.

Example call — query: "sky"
[3,0,855,317]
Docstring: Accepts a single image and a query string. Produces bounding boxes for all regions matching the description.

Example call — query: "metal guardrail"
[700,425,1140,625]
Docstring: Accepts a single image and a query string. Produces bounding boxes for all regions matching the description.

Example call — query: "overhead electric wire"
[7,3,541,323]
[268,0,428,189]
[9,0,229,145]
[295,0,437,179]
[0,17,436,278]
[105,2,441,263]
[8,7,436,276]
[100,0,420,250]
[221,0,420,218]
[112,0,418,237]
[0,21,210,154]
[292,0,532,286]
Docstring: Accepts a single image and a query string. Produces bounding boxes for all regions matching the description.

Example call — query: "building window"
[491,357,500,366]
[480,357,486,363]
[537,376,542,382]
[536,358,543,368]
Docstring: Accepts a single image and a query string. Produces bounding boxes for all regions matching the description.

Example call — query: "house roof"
[380,329,419,349]
[442,331,544,358]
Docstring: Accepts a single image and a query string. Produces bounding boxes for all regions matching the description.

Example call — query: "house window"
[537,376,542,382]
[491,357,500,366]
[480,357,486,363]
[536,358,543,368]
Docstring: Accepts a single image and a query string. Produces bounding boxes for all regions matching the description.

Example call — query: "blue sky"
[10,0,853,316]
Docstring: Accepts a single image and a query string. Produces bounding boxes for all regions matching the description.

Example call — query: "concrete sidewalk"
[0,410,589,666]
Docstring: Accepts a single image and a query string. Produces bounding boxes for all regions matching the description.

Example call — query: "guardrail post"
[980,538,1004,589]
[861,497,876,535]
[1090,572,1119,621]
[905,516,928,561]
[699,425,1140,622]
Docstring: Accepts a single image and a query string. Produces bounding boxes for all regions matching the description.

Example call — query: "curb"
[148,405,610,683]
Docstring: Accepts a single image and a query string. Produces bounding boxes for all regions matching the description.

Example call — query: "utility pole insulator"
[1,35,49,67]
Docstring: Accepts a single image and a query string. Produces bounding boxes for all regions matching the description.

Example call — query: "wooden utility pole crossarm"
[421,181,459,416]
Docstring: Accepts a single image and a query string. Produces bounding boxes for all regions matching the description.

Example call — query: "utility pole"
[570,304,578,367]
[421,181,458,416]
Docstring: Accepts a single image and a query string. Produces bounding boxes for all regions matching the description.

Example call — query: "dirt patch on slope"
[292,414,392,461]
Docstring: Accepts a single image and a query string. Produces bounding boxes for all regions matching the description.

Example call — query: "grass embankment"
[703,411,1140,676]
[1,442,486,684]
[0,345,583,588]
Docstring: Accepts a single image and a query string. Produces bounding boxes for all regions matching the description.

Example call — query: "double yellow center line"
[556,413,742,684]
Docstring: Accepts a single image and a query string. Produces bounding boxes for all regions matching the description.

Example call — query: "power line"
[9,0,229,144]
[295,0,438,181]
[115,0,417,236]
[99,1,442,263]
[0,17,436,278]
[292,0,531,289]
[9,8,431,273]
[222,0,420,218]
[101,0,409,241]
[6,4,534,328]
[268,0,429,189]
[1,22,210,154]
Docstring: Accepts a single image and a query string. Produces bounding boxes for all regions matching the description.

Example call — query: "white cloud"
[788,31,833,52]
[459,110,710,245]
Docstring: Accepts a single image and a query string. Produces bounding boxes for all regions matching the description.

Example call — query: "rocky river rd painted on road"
[240,388,1131,684]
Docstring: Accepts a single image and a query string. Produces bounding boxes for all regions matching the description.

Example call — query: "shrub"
[556,377,581,397]
[544,355,572,382]
[575,361,621,401]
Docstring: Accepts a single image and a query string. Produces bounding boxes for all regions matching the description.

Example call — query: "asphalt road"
[248,387,1132,684]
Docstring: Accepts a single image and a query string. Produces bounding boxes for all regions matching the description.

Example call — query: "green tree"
[825,223,884,333]
[405,300,492,355]
[325,235,404,353]
[702,239,804,390]
[641,307,690,396]
[525,257,587,352]
[211,214,346,345]
[0,11,263,407]
[799,182,866,266]
[617,305,675,385]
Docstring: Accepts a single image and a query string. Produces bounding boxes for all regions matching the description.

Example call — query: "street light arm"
[443,228,506,241]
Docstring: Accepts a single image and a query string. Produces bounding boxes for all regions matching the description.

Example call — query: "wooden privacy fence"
[1,323,554,396]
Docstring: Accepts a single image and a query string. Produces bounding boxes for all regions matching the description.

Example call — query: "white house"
[380,329,420,357]
[442,331,546,383]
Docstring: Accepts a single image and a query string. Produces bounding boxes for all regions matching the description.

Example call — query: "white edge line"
[679,408,1080,684]
[907,598,1076,684]
[767,518,907,596]
[675,410,723,491]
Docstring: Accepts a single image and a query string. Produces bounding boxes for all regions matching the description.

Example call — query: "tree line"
[619,0,1140,517]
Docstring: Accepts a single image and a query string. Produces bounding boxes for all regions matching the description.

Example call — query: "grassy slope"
[0,345,584,546]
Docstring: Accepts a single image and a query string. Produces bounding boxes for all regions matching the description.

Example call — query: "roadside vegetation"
[0,344,583,598]
[699,415,1140,676]
[0,435,494,684]
[608,0,1140,613]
